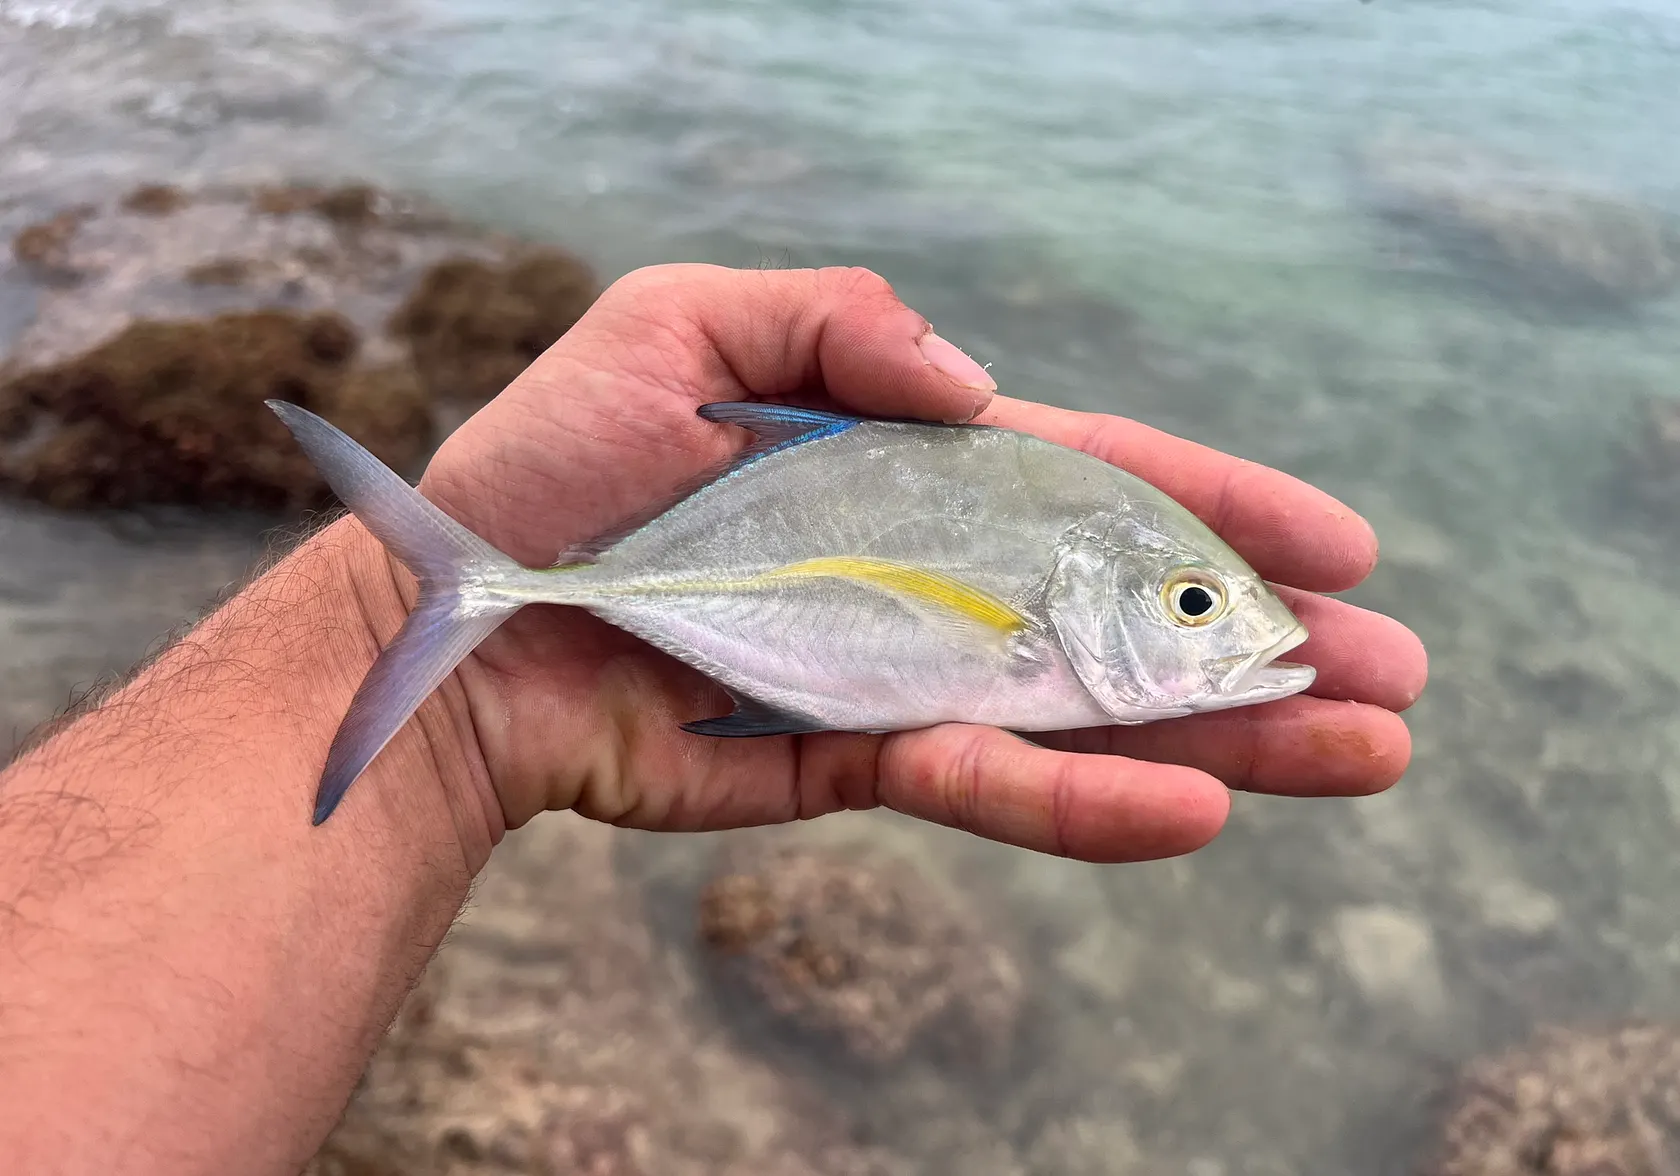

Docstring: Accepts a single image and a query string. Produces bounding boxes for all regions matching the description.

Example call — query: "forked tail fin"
[267,401,526,825]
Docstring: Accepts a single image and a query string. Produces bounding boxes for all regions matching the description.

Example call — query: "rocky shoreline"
[5,176,1680,1175]
[2,180,599,510]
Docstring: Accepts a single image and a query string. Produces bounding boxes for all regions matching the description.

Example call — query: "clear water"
[5,0,1680,1171]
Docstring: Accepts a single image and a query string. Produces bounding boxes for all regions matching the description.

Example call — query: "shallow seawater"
[5,0,1680,1171]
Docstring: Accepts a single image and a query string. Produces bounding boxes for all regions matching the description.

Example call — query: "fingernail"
[918,329,996,393]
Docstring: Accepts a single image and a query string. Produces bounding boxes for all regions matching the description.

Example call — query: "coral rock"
[120,184,190,217]
[1426,1021,1680,1175]
[11,207,93,280]
[698,843,1024,1067]
[0,180,600,511]
[0,311,430,509]
[1354,124,1680,306]
[307,817,920,1176]
[388,250,601,403]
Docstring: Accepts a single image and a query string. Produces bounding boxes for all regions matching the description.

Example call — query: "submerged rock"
[251,182,395,227]
[307,816,917,1176]
[0,310,429,510]
[1425,1021,1680,1175]
[1619,396,1680,520]
[388,249,599,403]
[0,179,600,510]
[1319,903,1446,1016]
[120,184,191,217]
[697,843,1024,1068]
[1352,124,1680,307]
[10,206,93,282]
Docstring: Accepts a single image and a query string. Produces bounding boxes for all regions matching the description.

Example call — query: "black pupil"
[1178,586,1214,617]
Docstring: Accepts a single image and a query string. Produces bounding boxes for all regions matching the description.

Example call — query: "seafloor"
[6,162,1680,1176]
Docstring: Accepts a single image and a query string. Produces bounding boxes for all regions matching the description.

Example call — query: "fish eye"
[1161,570,1227,627]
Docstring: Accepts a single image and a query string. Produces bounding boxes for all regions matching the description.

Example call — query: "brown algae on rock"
[307,817,917,1176]
[119,183,190,217]
[1426,1021,1680,1176]
[0,311,430,510]
[11,207,94,281]
[697,843,1024,1069]
[252,182,391,228]
[0,180,600,511]
[388,250,600,402]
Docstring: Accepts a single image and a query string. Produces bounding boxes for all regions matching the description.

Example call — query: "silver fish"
[268,399,1315,824]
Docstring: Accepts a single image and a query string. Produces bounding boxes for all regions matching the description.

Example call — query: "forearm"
[0,517,497,1175]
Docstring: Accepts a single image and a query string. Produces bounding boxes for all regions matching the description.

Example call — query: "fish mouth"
[1206,625,1316,703]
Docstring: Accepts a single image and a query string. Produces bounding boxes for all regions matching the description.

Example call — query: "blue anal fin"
[681,692,831,738]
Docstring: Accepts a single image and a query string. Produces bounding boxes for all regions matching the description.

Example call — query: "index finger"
[975,396,1378,592]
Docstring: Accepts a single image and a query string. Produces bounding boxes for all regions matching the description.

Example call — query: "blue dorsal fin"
[697,401,862,471]
[680,689,833,738]
[696,401,860,440]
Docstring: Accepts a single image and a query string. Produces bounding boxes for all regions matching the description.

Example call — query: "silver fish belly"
[550,421,1126,733]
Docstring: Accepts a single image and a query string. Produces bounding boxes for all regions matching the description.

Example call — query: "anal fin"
[680,691,831,738]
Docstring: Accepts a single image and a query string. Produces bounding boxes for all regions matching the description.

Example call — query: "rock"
[304,1122,434,1176]
[333,1025,651,1176]
[1620,396,1680,520]
[0,311,429,510]
[120,184,190,217]
[697,843,1024,1068]
[1320,904,1446,1014]
[388,250,600,403]
[1425,1021,1680,1175]
[1476,878,1562,939]
[251,182,394,228]
[10,206,93,281]
[1023,1117,1143,1176]
[308,815,919,1176]
[0,180,600,510]
[1352,123,1680,306]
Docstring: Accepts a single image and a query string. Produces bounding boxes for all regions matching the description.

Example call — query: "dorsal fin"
[551,402,864,565]
[696,401,860,441]
[695,402,862,473]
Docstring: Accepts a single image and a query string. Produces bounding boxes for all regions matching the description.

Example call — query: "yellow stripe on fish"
[757,557,1030,634]
[590,556,1032,634]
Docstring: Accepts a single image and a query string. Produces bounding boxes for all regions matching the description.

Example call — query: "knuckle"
[938,736,988,834]
[1048,760,1078,858]
[819,265,896,303]
[600,262,713,305]
[1080,414,1131,467]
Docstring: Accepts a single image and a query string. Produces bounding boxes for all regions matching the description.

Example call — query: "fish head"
[1045,503,1316,722]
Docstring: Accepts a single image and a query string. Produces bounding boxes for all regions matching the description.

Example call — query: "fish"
[266,398,1317,825]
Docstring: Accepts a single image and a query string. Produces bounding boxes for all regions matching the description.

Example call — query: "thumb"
[605,263,997,423]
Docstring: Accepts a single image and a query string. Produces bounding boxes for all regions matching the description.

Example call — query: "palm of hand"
[415,265,1426,862]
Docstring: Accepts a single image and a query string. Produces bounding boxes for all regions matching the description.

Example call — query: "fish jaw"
[1199,623,1316,710]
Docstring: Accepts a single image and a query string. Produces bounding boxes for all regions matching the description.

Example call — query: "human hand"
[408,264,1425,863]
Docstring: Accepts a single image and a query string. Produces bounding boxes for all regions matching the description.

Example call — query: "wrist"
[0,515,501,1173]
